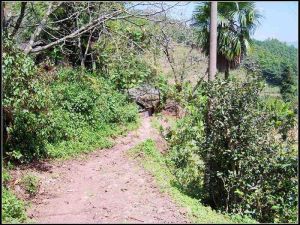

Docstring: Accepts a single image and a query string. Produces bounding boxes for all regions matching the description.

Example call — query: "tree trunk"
[91,52,96,71]
[206,1,218,207]
[2,2,7,32]
[209,1,217,81]
[78,36,85,69]
[2,2,5,30]
[11,2,27,37]
[225,61,230,79]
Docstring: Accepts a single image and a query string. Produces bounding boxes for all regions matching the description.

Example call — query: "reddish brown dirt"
[20,113,189,223]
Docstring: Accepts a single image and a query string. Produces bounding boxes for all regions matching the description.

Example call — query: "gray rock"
[128,84,160,111]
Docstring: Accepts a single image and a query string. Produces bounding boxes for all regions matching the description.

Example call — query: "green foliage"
[280,64,297,103]
[3,40,139,163]
[153,74,170,109]
[44,68,139,159]
[2,167,27,224]
[261,97,296,141]
[168,75,298,223]
[128,139,242,224]
[245,39,298,86]
[166,109,206,199]
[2,168,11,186]
[2,188,27,224]
[3,39,54,162]
[193,2,262,73]
[109,55,152,90]
[51,68,139,125]
[94,19,156,90]
[21,174,40,196]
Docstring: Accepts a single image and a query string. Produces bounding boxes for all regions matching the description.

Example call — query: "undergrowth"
[127,139,257,223]
[21,173,40,197]
[47,117,140,160]
[2,169,27,224]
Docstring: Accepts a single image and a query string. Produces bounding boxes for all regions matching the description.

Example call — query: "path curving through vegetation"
[26,113,189,223]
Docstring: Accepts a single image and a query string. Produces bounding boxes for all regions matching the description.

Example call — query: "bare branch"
[29,9,129,53]
[24,2,62,54]
[11,2,27,36]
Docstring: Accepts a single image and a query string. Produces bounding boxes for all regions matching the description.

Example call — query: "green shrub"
[167,113,206,199]
[51,68,139,126]
[43,68,139,159]
[154,74,170,110]
[3,40,139,163]
[261,97,296,141]
[21,174,40,196]
[3,39,54,162]
[280,63,297,103]
[168,75,298,223]
[2,168,11,186]
[128,139,253,224]
[2,188,27,224]
[109,55,153,90]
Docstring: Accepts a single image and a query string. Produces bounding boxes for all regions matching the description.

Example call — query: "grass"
[150,113,177,133]
[150,115,162,131]
[127,139,257,224]
[46,118,140,160]
[262,84,281,97]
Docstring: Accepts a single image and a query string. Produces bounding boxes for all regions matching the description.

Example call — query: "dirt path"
[25,113,189,223]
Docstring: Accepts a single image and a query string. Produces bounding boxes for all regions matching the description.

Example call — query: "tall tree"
[280,63,296,103]
[205,1,218,208]
[193,2,262,79]
[209,1,217,81]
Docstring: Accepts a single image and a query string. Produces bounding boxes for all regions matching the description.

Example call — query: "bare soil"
[13,113,189,224]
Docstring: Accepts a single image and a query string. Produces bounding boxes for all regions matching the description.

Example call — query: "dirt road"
[26,113,188,223]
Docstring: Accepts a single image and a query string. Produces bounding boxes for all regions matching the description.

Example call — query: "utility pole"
[209,1,217,81]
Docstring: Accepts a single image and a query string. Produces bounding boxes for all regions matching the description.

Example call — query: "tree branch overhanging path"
[3,2,185,55]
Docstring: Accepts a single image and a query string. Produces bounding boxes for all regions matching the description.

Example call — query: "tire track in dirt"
[26,113,189,223]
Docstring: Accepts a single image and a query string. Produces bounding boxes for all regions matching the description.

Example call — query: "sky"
[136,1,298,45]
[253,1,298,44]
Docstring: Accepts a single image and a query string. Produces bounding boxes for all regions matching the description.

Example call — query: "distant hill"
[286,41,298,48]
[246,38,298,85]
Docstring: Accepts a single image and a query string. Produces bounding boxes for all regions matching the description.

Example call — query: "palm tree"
[209,1,217,81]
[193,2,262,79]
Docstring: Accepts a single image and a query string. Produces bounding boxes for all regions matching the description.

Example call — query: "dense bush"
[2,168,27,223]
[2,188,27,224]
[261,97,297,141]
[93,19,158,91]
[3,40,54,162]
[21,174,40,197]
[109,55,153,90]
[279,63,297,103]
[3,40,139,163]
[51,68,139,126]
[168,75,298,223]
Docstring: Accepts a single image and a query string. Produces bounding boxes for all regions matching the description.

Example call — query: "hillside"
[2,2,298,224]
[246,38,298,85]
